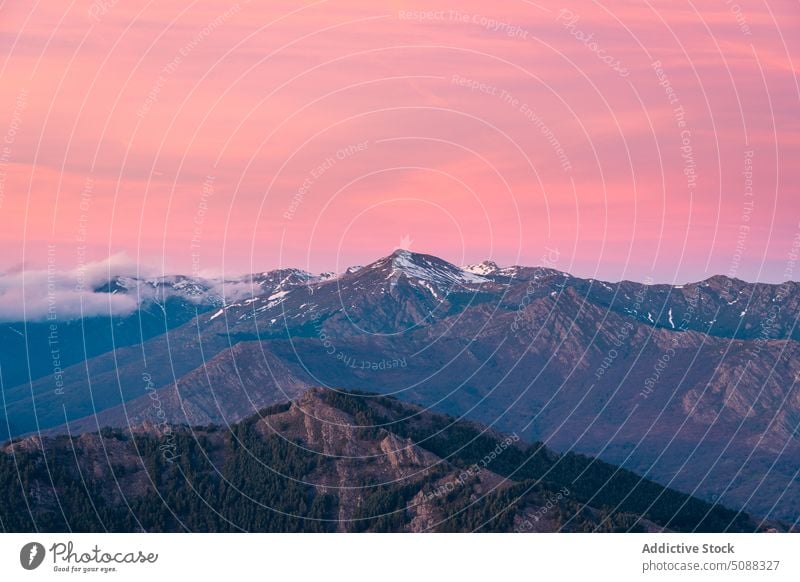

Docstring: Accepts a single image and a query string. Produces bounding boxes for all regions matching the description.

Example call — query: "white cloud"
[0,253,187,322]
[0,254,284,322]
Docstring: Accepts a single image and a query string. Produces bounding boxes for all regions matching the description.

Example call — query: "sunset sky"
[0,0,798,283]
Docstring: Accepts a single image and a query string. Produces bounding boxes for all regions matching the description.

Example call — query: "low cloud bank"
[0,254,256,322]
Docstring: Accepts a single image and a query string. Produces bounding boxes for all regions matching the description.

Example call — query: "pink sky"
[0,0,798,283]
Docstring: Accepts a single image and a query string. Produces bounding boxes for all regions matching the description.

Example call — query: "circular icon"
[19,542,46,570]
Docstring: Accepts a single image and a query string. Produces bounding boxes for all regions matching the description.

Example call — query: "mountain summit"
[359,249,490,288]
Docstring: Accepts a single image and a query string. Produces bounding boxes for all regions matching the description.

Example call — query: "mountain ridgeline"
[1,250,799,525]
[0,389,770,533]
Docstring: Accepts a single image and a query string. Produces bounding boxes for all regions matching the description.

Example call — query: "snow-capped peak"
[373,249,490,287]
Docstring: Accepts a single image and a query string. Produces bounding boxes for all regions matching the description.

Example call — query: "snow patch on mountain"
[268,290,290,301]
[464,260,499,276]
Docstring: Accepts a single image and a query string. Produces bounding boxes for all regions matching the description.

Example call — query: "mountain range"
[1,249,798,525]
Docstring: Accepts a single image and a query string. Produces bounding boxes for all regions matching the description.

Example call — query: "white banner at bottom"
[1,533,797,581]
